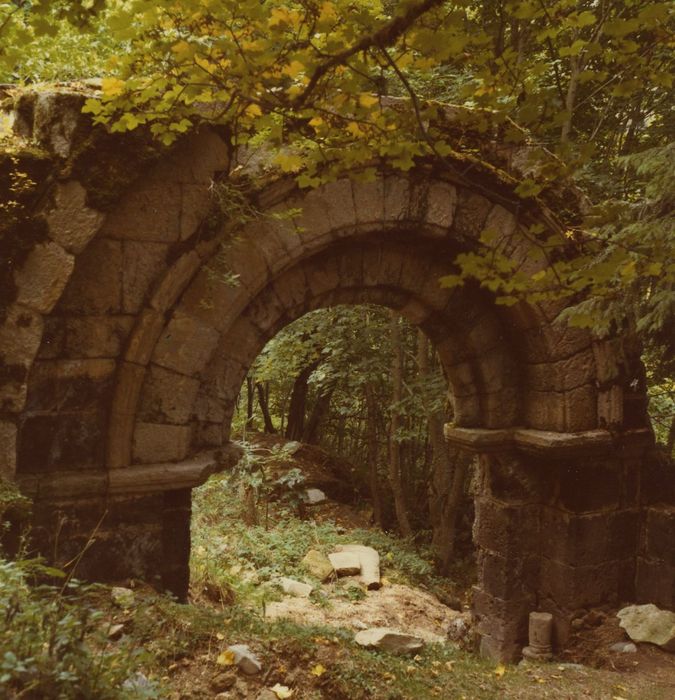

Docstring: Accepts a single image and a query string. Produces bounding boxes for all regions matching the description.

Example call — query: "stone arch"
[3,96,661,663]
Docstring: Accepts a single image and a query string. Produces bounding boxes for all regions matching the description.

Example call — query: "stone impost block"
[152,312,220,377]
[132,422,192,464]
[0,421,17,476]
[14,242,75,314]
[46,180,105,253]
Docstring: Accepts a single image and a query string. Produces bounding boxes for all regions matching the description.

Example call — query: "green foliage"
[0,558,160,699]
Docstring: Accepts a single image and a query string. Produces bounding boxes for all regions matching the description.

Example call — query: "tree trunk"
[366,382,384,527]
[245,376,255,429]
[389,313,413,537]
[256,382,276,433]
[285,360,320,441]
[303,384,334,444]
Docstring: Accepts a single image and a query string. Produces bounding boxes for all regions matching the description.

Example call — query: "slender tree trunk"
[366,382,384,527]
[285,360,320,440]
[245,376,255,430]
[389,313,412,537]
[256,382,276,433]
[303,384,334,444]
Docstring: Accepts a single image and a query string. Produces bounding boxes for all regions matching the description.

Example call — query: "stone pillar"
[472,452,545,661]
[161,488,192,601]
[538,450,643,647]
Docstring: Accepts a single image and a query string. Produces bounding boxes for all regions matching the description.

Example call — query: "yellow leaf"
[274,152,304,173]
[359,93,378,108]
[102,77,125,98]
[283,60,305,78]
[310,664,326,677]
[494,664,506,677]
[271,684,294,699]
[216,650,235,666]
[216,632,225,640]
[246,103,262,118]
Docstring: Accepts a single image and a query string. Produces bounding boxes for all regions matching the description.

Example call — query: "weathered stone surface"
[132,422,192,464]
[329,551,361,576]
[303,488,326,505]
[101,184,182,242]
[32,91,82,157]
[335,544,381,590]
[424,180,457,230]
[152,312,220,376]
[0,304,43,369]
[138,365,200,424]
[46,180,105,253]
[226,644,262,675]
[618,604,675,651]
[57,238,122,314]
[0,421,17,476]
[354,628,424,654]
[122,241,168,314]
[149,251,201,312]
[14,242,75,314]
[301,550,334,581]
[279,577,313,598]
[124,308,166,365]
[63,316,134,358]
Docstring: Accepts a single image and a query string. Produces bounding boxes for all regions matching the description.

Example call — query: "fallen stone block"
[329,551,361,577]
[335,544,381,589]
[618,604,675,651]
[354,627,424,655]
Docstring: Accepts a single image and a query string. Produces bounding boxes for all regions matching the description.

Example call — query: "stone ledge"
[15,446,243,500]
[444,425,651,458]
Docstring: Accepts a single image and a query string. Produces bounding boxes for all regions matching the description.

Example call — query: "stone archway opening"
[209,301,477,561]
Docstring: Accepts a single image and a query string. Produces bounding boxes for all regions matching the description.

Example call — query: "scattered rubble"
[354,627,425,654]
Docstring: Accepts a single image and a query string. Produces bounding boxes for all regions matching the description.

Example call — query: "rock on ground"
[111,586,135,608]
[278,577,313,598]
[226,644,263,675]
[303,488,327,504]
[301,549,334,581]
[354,627,424,654]
[617,604,675,651]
